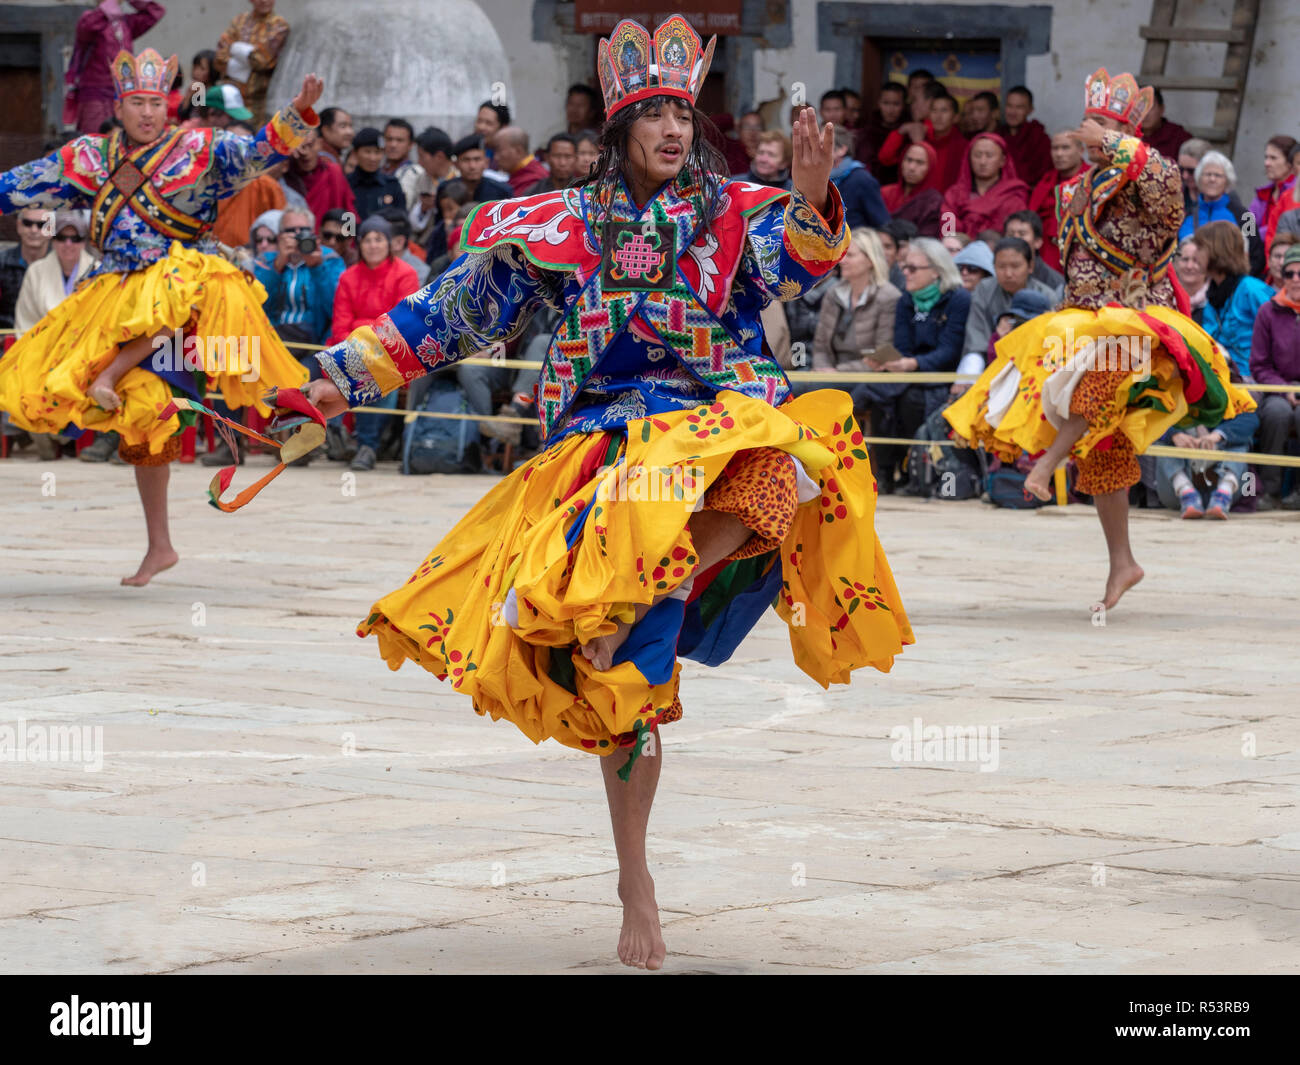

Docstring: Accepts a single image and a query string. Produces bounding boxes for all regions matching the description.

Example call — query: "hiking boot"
[200,439,245,466]
[350,444,377,471]
[79,431,120,462]
[1282,490,1300,511]
[33,433,59,460]
[325,422,357,461]
[1256,493,1287,512]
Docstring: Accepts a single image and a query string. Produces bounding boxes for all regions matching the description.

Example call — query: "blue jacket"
[1178,192,1238,241]
[1202,274,1273,377]
[860,286,972,408]
[830,158,890,231]
[254,246,346,344]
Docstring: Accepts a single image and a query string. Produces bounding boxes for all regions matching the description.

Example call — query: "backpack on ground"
[905,406,983,500]
[402,374,481,475]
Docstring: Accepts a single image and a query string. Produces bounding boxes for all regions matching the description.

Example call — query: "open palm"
[790,106,834,216]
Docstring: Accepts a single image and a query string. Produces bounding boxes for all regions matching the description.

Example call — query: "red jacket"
[1028,164,1088,272]
[878,123,968,191]
[330,256,420,344]
[287,158,357,232]
[941,132,1030,238]
[997,119,1052,188]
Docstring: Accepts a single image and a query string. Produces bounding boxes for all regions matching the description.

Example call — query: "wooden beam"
[1140,0,1180,77]
[1142,76,1239,91]
[1139,26,1247,43]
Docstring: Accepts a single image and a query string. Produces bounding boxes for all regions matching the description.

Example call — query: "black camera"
[292,227,317,255]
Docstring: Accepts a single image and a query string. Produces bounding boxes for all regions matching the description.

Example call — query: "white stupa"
[267,0,513,139]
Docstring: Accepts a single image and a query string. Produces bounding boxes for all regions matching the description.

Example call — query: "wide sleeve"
[737,184,849,304]
[314,243,555,406]
[0,141,95,216]
[209,106,318,200]
[1098,129,1183,236]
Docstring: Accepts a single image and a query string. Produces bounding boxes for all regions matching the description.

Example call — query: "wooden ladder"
[1138,0,1259,155]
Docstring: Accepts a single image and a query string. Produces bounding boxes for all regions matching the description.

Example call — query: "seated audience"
[1190,220,1273,378]
[961,236,1057,361]
[881,141,943,236]
[996,85,1051,187]
[1028,130,1087,272]
[829,126,890,230]
[1249,244,1300,510]
[1003,209,1064,293]
[953,239,994,292]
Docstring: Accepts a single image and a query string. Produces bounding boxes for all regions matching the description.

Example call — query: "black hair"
[377,205,411,238]
[546,132,578,152]
[384,118,414,138]
[452,133,487,157]
[191,49,215,77]
[820,89,848,107]
[416,126,453,157]
[320,106,349,129]
[98,117,122,134]
[1150,86,1165,107]
[567,82,603,113]
[227,122,255,137]
[1005,209,1043,240]
[922,81,949,101]
[436,178,472,206]
[908,69,935,84]
[574,128,600,150]
[972,90,1000,109]
[478,101,511,127]
[1006,85,1033,105]
[883,218,919,243]
[879,81,906,96]
[322,207,352,226]
[840,87,861,101]
[929,93,958,113]
[994,235,1034,265]
[580,94,729,236]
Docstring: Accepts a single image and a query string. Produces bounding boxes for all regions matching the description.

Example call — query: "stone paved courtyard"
[1,454,1296,973]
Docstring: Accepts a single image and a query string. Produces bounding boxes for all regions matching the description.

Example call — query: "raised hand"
[292,74,324,116]
[790,106,834,217]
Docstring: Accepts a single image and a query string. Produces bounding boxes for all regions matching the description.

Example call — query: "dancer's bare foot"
[617,873,666,970]
[121,547,178,586]
[88,378,122,411]
[1095,562,1144,612]
[1023,456,1055,501]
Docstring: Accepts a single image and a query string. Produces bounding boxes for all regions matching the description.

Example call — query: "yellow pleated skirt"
[944,305,1255,465]
[360,388,914,756]
[0,242,308,453]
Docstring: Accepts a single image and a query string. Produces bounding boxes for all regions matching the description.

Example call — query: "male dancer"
[304,15,912,969]
[0,49,321,584]
[946,68,1253,610]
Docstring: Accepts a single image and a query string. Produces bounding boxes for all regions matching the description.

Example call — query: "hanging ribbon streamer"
[157,388,326,512]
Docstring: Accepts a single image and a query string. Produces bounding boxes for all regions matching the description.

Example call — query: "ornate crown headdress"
[1084,67,1155,131]
[597,14,716,120]
[111,48,178,100]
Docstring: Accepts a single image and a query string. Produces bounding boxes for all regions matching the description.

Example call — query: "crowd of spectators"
[3,2,1299,507]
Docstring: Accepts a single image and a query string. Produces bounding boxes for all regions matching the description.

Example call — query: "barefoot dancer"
[0,49,321,585]
[306,14,912,970]
[946,68,1254,611]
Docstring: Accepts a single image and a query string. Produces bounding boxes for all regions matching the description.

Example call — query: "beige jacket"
[811,280,902,372]
[14,250,96,336]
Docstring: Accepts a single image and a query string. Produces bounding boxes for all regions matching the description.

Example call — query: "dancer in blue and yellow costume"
[306,15,912,969]
[0,48,321,584]
[946,67,1254,611]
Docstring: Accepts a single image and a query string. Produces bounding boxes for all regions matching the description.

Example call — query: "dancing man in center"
[307,15,912,970]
